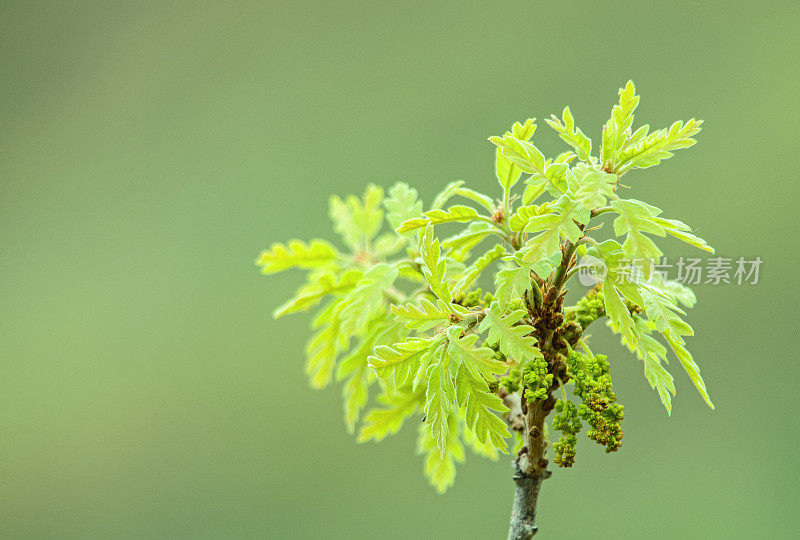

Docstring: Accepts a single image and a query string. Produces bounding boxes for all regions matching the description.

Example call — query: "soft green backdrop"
[2,1,798,538]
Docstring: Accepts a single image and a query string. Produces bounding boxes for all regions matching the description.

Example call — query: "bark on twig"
[507,395,555,539]
[507,454,551,540]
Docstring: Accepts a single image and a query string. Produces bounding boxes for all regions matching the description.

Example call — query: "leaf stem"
[503,186,512,221]
[590,206,614,218]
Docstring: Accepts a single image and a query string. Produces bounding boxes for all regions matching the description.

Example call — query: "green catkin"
[523,356,553,402]
[498,368,522,393]
[457,288,497,308]
[566,287,640,330]
[569,288,606,329]
[552,399,581,467]
[565,350,624,453]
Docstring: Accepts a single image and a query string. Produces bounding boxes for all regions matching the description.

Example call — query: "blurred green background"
[2,1,798,538]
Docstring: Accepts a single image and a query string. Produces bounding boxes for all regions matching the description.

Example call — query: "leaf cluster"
[257,81,714,492]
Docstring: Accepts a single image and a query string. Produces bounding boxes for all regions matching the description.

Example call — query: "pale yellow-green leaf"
[397,205,483,233]
[416,416,464,493]
[479,301,541,363]
[256,239,338,274]
[453,244,506,295]
[603,278,637,348]
[424,342,456,454]
[601,80,640,164]
[358,389,423,443]
[391,298,451,332]
[454,364,510,451]
[420,226,452,302]
[446,326,507,378]
[384,182,423,231]
[368,336,438,386]
[273,269,362,318]
[652,216,714,254]
[571,165,617,209]
[615,119,703,173]
[664,333,714,410]
[545,106,592,160]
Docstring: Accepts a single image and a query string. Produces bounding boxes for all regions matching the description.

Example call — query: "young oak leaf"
[368,336,441,387]
[494,261,528,306]
[664,333,714,410]
[462,416,500,461]
[425,179,496,212]
[592,239,645,349]
[454,363,510,452]
[441,222,495,252]
[339,264,399,337]
[420,226,453,302]
[651,216,714,254]
[384,182,423,231]
[494,252,556,305]
[523,180,548,205]
[273,269,363,318]
[639,287,713,410]
[358,389,423,443]
[351,184,384,241]
[431,180,466,210]
[416,416,465,493]
[646,273,697,308]
[630,316,676,415]
[496,119,537,191]
[509,118,537,141]
[545,106,592,161]
[453,244,506,296]
[304,299,349,389]
[329,196,362,251]
[455,185,496,212]
[615,118,703,173]
[372,233,407,258]
[479,301,542,363]
[521,195,590,263]
[639,338,676,415]
[611,198,666,278]
[328,184,385,250]
[570,164,617,209]
[391,298,453,332]
[336,321,384,432]
[489,133,569,193]
[397,205,484,233]
[603,278,638,349]
[446,326,507,379]
[601,80,640,165]
[256,239,338,274]
[642,290,694,339]
[424,341,456,454]
[508,203,553,232]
